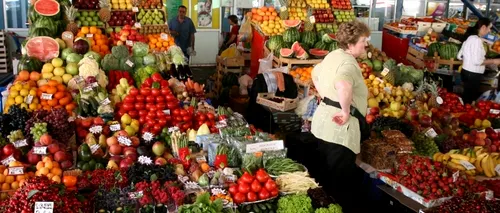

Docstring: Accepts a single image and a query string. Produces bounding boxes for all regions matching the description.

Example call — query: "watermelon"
[17,56,43,72]
[322,33,336,44]
[33,16,58,36]
[283,42,293,48]
[438,43,459,60]
[300,43,310,52]
[329,41,338,52]
[372,60,383,72]
[309,49,329,58]
[283,28,301,43]
[301,31,317,47]
[28,27,54,37]
[282,20,302,28]
[427,42,441,57]
[317,29,332,42]
[280,48,294,58]
[25,36,60,62]
[292,42,309,60]
[267,35,285,55]
[34,0,60,16]
[314,41,328,50]
[362,59,373,68]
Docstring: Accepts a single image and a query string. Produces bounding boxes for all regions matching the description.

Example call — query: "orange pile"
[35,156,63,184]
[147,34,175,52]
[250,6,278,23]
[0,162,35,200]
[37,80,76,113]
[289,66,313,83]
[76,27,110,57]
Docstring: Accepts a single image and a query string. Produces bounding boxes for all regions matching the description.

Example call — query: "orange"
[92,46,101,52]
[52,175,61,183]
[11,181,19,190]
[47,99,58,107]
[18,179,25,187]
[16,175,25,182]
[35,171,42,177]
[51,167,62,176]
[5,176,14,184]
[54,91,65,99]
[261,6,268,12]
[52,161,60,169]
[0,165,5,174]
[42,156,52,163]
[251,8,257,14]
[44,161,53,170]
[18,70,30,81]
[3,169,7,176]
[0,174,5,183]
[39,167,49,176]
[81,27,90,34]
[56,84,66,92]
[39,85,49,92]
[0,192,8,200]
[1,183,10,190]
[268,7,275,12]
[46,173,54,180]
[47,80,58,87]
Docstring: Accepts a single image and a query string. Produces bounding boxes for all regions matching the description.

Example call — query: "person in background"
[219,15,240,54]
[458,18,500,103]
[169,5,196,58]
[310,21,370,213]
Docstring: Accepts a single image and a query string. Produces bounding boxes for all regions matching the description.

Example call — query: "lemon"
[29,89,37,96]
[53,67,65,76]
[13,83,23,91]
[15,96,24,104]
[42,72,54,79]
[20,103,28,109]
[32,98,39,104]
[9,90,19,98]
[7,98,15,105]
[29,103,38,110]
[19,89,29,97]
[42,63,54,73]
[482,119,492,128]
[22,83,31,89]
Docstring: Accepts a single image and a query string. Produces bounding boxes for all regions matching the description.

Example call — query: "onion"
[73,39,90,55]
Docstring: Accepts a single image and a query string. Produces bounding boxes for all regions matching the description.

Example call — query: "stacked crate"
[0,30,10,73]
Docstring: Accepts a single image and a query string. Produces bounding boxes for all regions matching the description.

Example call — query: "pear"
[107,160,119,170]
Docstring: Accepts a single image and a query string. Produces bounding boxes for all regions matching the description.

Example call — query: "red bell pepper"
[214,154,228,169]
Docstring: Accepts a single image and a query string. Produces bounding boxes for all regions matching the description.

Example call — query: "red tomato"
[148,111,157,118]
[140,88,151,96]
[156,110,165,117]
[233,192,246,204]
[116,110,126,118]
[172,109,181,116]
[139,110,148,117]
[128,110,138,118]
[147,104,156,111]
[151,73,163,82]
[167,101,178,109]
[258,188,270,200]
[161,88,170,95]
[198,113,207,121]
[165,115,172,121]
[158,118,167,126]
[129,88,139,96]
[123,96,135,103]
[182,115,191,122]
[182,123,191,130]
[151,88,161,97]
[241,172,254,183]
[139,117,146,124]
[198,120,206,126]
[270,189,279,197]
[153,124,163,132]
[228,184,239,195]
[238,183,250,194]
[156,96,165,103]
[166,94,175,102]
[157,103,166,110]
[256,171,269,183]
[160,80,169,88]
[246,192,257,202]
[237,179,246,186]
[136,95,145,102]
[206,112,215,120]
[180,109,188,116]
[175,116,183,122]
[147,119,156,126]
[264,180,277,191]
[123,103,134,111]
[251,180,262,193]
[146,96,155,103]
[135,103,145,110]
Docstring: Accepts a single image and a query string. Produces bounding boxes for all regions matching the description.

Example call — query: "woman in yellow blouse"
[311,21,370,212]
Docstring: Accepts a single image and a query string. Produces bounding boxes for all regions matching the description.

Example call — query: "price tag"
[83,86,93,93]
[309,16,316,24]
[398,23,405,28]
[280,6,287,12]
[375,77,384,83]
[160,33,169,40]
[460,160,476,170]
[384,87,392,94]
[68,116,76,122]
[63,32,73,40]
[35,202,54,213]
[126,40,134,46]
[100,98,111,105]
[134,22,141,28]
[491,109,500,114]
[425,128,438,138]
[168,126,179,133]
[90,82,98,88]
[90,144,100,154]
[132,7,139,12]
[41,93,53,100]
[142,132,154,141]
[8,167,24,175]
[1,155,15,166]
[246,140,285,153]
[196,156,207,163]
[495,164,500,175]
[13,139,28,148]
[126,60,134,67]
[110,124,121,131]
[33,146,48,155]
[163,109,170,115]
[458,97,464,105]
[381,67,390,76]
[224,175,236,183]
[86,34,93,38]
[74,76,84,83]
[89,125,103,134]
[452,170,459,182]
[25,94,34,104]
[118,136,132,146]
[486,190,494,200]
[436,97,444,105]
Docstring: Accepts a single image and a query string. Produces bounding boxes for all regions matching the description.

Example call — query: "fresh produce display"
[228,169,278,204]
[312,9,334,23]
[289,66,313,83]
[76,10,105,27]
[108,11,136,27]
[333,10,355,23]
[250,7,285,36]
[425,193,500,213]
[331,0,352,10]
[137,9,165,26]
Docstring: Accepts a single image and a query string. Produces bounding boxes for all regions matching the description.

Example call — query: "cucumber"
[252,205,260,213]
[258,204,266,211]
[245,205,252,212]
[265,203,274,210]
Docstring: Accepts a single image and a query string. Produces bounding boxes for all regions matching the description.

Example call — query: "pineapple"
[414,83,429,102]
[382,69,396,85]
[98,0,111,22]
[278,0,289,20]
[426,82,440,109]
[65,6,79,36]
[304,8,314,31]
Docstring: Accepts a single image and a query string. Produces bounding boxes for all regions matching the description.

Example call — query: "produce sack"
[478,89,500,103]
[220,43,240,58]
[238,16,252,42]
[258,53,273,74]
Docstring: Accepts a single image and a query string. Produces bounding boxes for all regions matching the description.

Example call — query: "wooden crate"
[256,93,298,112]
[430,52,462,75]
[406,45,429,69]
[277,56,322,70]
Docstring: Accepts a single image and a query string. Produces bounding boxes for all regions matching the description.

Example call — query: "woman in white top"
[458,18,500,103]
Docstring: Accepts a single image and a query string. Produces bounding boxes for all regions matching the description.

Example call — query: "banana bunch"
[433,146,500,177]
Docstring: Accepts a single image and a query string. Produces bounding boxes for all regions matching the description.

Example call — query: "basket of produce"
[256,93,298,112]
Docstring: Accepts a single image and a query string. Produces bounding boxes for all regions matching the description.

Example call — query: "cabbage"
[143,53,156,65]
[66,53,83,63]
[132,42,149,57]
[61,48,75,60]
[84,51,101,63]
[133,56,144,66]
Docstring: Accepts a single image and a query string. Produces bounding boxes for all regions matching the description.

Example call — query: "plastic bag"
[220,44,240,58]
[295,95,316,117]
[241,152,263,174]
[258,53,274,74]
[263,149,287,165]
[238,16,253,42]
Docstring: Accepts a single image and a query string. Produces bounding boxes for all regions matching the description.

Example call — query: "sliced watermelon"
[26,36,60,62]
[282,20,302,28]
[309,48,329,58]
[322,33,336,44]
[280,48,294,58]
[34,0,60,16]
[292,41,308,60]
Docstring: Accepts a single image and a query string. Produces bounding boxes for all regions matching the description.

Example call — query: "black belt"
[321,97,370,142]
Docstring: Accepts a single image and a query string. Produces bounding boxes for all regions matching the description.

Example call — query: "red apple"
[27,151,41,165]
[110,155,123,164]
[475,138,486,146]
[155,157,167,166]
[3,144,15,156]
[123,147,137,156]
[47,143,60,154]
[120,158,134,169]
[61,160,73,169]
[125,152,138,161]
[54,151,67,162]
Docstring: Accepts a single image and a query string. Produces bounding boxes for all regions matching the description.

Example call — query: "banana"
[474,146,484,152]
[450,154,470,161]
[476,153,489,174]
[433,152,443,161]
[462,148,470,156]
[465,170,476,176]
[437,153,444,162]
[448,149,460,154]
[442,153,451,162]
[451,158,464,165]
[476,149,484,156]
[482,156,495,178]
[469,157,476,164]
[488,156,497,176]
[447,161,466,171]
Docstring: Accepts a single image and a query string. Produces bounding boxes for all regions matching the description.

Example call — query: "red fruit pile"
[426,193,500,213]
[438,88,466,113]
[482,180,500,198]
[75,117,108,139]
[193,111,218,133]
[81,169,130,190]
[134,180,185,206]
[2,176,83,213]
[229,169,279,204]
[392,155,486,200]
[110,25,147,47]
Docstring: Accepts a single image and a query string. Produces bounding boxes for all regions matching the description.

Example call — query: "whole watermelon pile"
[438,43,460,60]
[314,41,328,50]
[28,0,70,38]
[329,41,338,52]
[267,35,285,56]
[427,42,442,57]
[283,28,301,43]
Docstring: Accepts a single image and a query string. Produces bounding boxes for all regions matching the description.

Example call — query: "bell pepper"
[214,154,228,169]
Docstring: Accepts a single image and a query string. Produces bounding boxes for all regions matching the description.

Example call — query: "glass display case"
[352,0,397,31]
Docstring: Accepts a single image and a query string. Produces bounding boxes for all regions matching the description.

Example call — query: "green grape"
[7,130,24,143]
[30,122,48,142]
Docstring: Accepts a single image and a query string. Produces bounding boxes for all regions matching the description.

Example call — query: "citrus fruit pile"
[35,156,63,184]
[37,80,76,113]
[4,80,40,112]
[147,34,175,52]
[76,27,110,57]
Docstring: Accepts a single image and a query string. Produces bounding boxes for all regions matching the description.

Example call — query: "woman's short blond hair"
[335,21,371,50]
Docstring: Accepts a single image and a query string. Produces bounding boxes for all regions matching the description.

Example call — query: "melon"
[291,41,309,60]
[322,33,336,44]
[309,49,329,58]
[34,0,60,16]
[26,36,60,62]
[282,20,302,28]
[280,48,294,58]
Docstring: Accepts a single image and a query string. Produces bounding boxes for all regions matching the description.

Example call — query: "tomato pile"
[193,111,218,133]
[390,155,486,199]
[438,88,467,113]
[229,169,278,204]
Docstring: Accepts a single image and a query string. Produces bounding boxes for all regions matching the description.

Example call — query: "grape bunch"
[45,108,74,143]
[30,122,48,142]
[7,130,24,143]
[7,105,30,134]
[412,133,440,157]
[25,110,51,143]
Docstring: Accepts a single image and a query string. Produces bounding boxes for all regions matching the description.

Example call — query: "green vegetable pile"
[277,194,314,213]
[314,204,343,213]
[178,193,224,213]
[264,157,305,176]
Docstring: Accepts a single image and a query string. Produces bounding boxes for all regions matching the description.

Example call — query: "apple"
[123,147,137,156]
[110,155,123,164]
[152,141,166,156]
[120,158,134,169]
[491,144,498,152]
[475,138,485,146]
[125,152,138,161]
[3,144,15,156]
[27,151,41,165]
[485,138,492,146]
[54,151,67,162]
[61,160,73,169]
[155,157,167,166]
